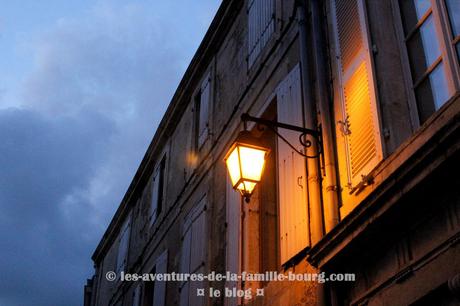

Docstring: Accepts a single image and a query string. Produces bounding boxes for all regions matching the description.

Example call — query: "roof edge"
[91,0,242,263]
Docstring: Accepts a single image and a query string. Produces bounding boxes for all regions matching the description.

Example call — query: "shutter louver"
[332,0,383,187]
[344,62,377,178]
[277,64,309,264]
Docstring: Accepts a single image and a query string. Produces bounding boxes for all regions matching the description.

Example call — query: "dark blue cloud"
[0,108,114,305]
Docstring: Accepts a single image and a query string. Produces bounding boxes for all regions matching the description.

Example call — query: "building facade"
[85,0,460,305]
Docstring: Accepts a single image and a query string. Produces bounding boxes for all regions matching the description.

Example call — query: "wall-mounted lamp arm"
[241,113,322,159]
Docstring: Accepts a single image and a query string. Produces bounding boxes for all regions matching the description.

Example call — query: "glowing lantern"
[224,130,270,202]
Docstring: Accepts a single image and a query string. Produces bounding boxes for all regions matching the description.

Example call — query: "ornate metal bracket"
[241,113,322,159]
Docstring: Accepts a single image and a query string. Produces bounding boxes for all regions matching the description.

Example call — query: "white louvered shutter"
[331,0,383,187]
[225,175,241,306]
[277,64,309,264]
[248,0,275,67]
[198,73,210,148]
[180,199,207,306]
[153,250,168,306]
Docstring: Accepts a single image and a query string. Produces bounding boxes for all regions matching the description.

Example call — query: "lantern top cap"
[224,130,270,161]
[234,130,268,148]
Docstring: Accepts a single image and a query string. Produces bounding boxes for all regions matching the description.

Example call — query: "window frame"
[393,0,460,127]
[437,0,460,86]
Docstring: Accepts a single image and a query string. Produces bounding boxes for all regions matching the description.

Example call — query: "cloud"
[0,1,220,305]
[0,108,114,305]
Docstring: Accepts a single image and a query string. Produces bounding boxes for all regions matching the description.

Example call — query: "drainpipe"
[311,0,339,232]
[297,1,324,245]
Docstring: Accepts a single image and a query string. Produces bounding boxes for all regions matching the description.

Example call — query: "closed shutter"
[116,214,131,273]
[153,250,168,306]
[276,64,309,264]
[179,199,207,306]
[225,175,241,306]
[179,223,191,306]
[190,200,207,273]
[198,73,210,148]
[248,0,275,67]
[150,169,160,224]
[331,0,383,187]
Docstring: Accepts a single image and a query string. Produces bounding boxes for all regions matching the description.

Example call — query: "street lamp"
[225,113,322,202]
[224,130,270,203]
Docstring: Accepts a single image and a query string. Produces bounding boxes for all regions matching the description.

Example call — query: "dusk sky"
[0,1,220,305]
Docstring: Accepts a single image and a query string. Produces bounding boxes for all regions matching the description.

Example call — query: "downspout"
[297,1,324,245]
[311,0,339,232]
[310,1,340,305]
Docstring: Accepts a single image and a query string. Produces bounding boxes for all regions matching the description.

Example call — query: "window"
[142,250,168,306]
[248,0,275,67]
[179,198,207,306]
[399,0,459,123]
[194,73,211,151]
[445,0,460,61]
[150,156,166,225]
[116,214,131,274]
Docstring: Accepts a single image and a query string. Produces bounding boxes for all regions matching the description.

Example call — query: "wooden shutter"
[248,0,275,67]
[225,175,241,306]
[150,169,160,224]
[153,250,168,306]
[116,214,131,272]
[179,222,191,306]
[179,199,207,306]
[276,64,309,264]
[198,73,210,148]
[331,0,383,187]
